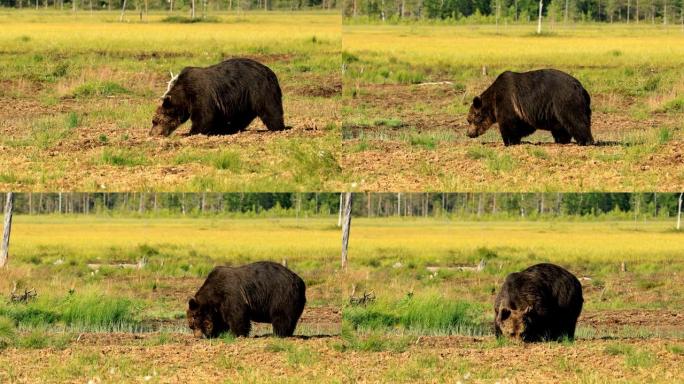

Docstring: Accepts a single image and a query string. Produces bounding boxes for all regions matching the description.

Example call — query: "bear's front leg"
[498,121,523,146]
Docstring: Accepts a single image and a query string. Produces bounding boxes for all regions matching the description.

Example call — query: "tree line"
[1,192,681,219]
[0,193,341,217]
[0,0,335,12]
[342,0,684,24]
[350,192,683,219]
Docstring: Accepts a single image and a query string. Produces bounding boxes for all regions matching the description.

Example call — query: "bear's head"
[187,297,215,338]
[466,96,496,138]
[496,305,531,341]
[150,95,190,137]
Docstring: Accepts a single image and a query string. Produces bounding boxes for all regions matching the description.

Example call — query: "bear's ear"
[522,306,532,315]
[472,96,482,109]
[188,297,199,311]
[162,96,172,109]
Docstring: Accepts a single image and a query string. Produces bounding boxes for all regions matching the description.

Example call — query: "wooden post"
[0,192,14,268]
[341,192,352,270]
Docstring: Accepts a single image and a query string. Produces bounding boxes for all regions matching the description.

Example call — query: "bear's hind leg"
[551,129,572,144]
[572,129,594,146]
[259,105,286,131]
[272,315,297,337]
[557,111,594,145]
[229,112,257,133]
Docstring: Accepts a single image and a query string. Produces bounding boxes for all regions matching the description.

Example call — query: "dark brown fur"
[187,261,306,338]
[151,58,287,136]
[494,263,583,342]
[467,69,594,146]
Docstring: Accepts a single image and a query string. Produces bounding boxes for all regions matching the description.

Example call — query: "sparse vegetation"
[0,211,682,381]
[0,10,341,191]
[342,24,684,191]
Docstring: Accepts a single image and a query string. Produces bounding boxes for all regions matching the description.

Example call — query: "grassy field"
[0,10,341,191]
[341,24,684,191]
[0,215,683,382]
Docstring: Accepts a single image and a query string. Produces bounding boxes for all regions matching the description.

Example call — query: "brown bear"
[150,58,287,136]
[467,69,594,146]
[494,263,583,342]
[187,261,306,338]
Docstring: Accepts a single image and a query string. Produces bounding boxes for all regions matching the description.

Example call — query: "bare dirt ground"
[341,83,684,191]
[1,328,682,383]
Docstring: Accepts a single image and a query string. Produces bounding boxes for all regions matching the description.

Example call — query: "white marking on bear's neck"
[162,70,179,99]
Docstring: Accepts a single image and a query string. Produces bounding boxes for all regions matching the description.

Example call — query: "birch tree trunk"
[341,192,352,270]
[337,193,343,227]
[0,193,14,268]
[120,0,127,21]
[537,0,544,33]
[677,192,683,230]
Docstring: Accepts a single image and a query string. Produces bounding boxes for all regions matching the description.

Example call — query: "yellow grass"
[343,24,684,68]
[10,216,340,262]
[349,218,684,263]
[0,11,341,53]
[8,216,683,265]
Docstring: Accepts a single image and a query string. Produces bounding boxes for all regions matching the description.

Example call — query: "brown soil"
[581,309,684,331]
[1,334,682,383]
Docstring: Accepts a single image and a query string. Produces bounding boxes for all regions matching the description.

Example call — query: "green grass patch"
[161,15,221,23]
[661,97,684,113]
[100,148,148,167]
[16,329,73,349]
[342,293,485,334]
[374,118,404,128]
[72,81,129,98]
[604,343,655,368]
[334,326,414,353]
[625,350,655,368]
[0,316,16,350]
[657,126,673,144]
[528,147,550,160]
[59,294,137,328]
[264,339,317,366]
[30,115,74,149]
[408,133,437,149]
[65,112,79,129]
[466,147,515,172]
[210,150,242,171]
[666,344,684,355]
[0,293,140,331]
[280,140,341,188]
[0,172,35,185]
